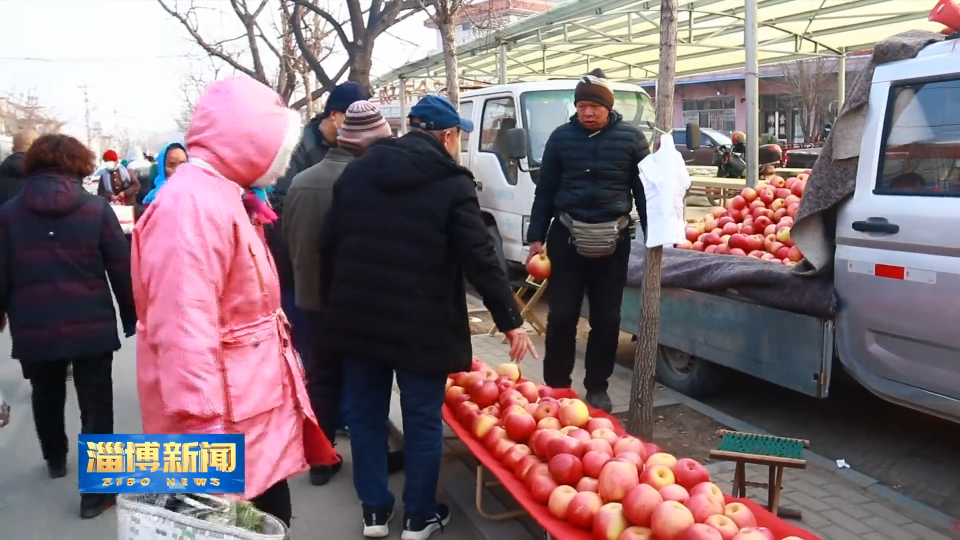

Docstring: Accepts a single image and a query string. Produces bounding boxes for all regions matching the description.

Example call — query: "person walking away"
[267,81,365,441]
[283,100,402,486]
[0,129,39,204]
[97,149,140,206]
[319,95,538,539]
[0,134,137,518]
[140,143,187,206]
[525,69,651,413]
[131,77,339,528]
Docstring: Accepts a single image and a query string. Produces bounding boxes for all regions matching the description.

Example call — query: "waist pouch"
[559,213,629,258]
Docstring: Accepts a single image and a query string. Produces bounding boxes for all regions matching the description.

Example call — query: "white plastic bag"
[637,134,691,248]
[116,494,286,540]
[112,204,135,235]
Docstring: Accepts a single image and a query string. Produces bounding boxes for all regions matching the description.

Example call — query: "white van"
[457,80,657,272]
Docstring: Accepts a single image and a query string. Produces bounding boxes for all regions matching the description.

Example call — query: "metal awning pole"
[837,48,847,112]
[399,76,408,135]
[744,0,759,188]
[498,44,508,84]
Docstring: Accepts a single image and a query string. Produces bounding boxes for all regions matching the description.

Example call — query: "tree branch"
[157,0,260,80]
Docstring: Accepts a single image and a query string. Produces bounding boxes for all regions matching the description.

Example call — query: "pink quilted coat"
[131,77,338,500]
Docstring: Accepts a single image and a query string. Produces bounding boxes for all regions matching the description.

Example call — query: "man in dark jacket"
[0,133,136,519]
[265,82,364,410]
[319,95,537,539]
[526,70,651,413]
[0,129,38,204]
[283,100,401,486]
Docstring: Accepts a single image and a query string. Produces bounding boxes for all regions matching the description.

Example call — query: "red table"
[442,385,820,540]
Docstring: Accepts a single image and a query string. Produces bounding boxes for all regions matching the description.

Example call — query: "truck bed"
[586,286,834,398]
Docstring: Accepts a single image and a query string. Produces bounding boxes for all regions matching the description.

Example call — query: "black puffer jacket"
[0,152,26,205]
[527,111,650,243]
[319,132,523,375]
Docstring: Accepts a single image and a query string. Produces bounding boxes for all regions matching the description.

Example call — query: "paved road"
[0,332,479,539]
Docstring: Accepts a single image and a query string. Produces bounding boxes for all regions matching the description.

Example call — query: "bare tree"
[417,0,476,108]
[281,2,335,117]
[176,59,223,132]
[627,0,678,440]
[777,58,838,143]
[158,0,304,104]
[287,0,424,102]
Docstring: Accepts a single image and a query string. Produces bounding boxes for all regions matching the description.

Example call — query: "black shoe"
[402,503,450,540]
[586,391,613,413]
[47,459,67,479]
[387,450,405,475]
[337,426,350,438]
[80,494,116,519]
[361,506,394,538]
[309,454,343,486]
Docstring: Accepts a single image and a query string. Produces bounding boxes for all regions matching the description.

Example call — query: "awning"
[373,0,941,88]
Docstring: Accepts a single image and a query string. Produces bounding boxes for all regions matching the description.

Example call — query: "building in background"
[423,0,558,50]
[642,53,870,144]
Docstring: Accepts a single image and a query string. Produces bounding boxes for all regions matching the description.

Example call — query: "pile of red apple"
[446,359,808,540]
[676,172,812,266]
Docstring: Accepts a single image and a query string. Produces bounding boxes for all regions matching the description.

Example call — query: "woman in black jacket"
[0,134,136,519]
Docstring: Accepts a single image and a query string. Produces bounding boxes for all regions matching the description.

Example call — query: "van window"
[480,97,519,185]
[876,79,960,195]
[672,131,687,147]
[459,101,474,150]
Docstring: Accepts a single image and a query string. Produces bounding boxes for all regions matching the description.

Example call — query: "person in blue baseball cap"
[316,93,537,538]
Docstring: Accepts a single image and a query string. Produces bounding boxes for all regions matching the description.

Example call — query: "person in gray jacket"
[283,100,396,486]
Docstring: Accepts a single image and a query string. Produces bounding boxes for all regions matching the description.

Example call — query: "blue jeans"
[344,358,445,516]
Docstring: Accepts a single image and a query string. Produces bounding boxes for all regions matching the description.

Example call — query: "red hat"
[103,150,119,162]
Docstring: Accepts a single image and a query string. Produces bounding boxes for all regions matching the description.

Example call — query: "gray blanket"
[791,30,945,275]
[626,242,837,319]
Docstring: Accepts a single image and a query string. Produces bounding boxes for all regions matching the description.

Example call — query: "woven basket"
[116,494,287,540]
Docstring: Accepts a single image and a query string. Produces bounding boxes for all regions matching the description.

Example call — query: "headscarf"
[142,143,187,205]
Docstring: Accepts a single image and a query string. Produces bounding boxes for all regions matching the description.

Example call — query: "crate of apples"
[677,172,811,266]
[445,359,816,540]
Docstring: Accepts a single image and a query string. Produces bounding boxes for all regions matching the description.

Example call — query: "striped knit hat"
[337,100,392,148]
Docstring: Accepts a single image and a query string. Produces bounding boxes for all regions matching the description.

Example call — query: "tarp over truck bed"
[626,241,837,319]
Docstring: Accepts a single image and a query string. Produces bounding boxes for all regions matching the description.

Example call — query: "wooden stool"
[489,275,548,338]
[709,430,808,520]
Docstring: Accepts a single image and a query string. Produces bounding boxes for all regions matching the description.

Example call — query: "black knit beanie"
[574,69,614,111]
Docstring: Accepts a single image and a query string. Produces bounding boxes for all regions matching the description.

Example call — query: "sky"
[0,0,436,140]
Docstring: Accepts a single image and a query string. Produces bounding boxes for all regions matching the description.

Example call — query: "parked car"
[673,127,732,166]
[785,146,822,169]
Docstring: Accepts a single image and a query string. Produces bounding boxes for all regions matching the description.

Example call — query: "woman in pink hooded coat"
[131,77,338,526]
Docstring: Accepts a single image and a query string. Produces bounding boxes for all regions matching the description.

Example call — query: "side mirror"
[685,122,701,151]
[506,127,528,160]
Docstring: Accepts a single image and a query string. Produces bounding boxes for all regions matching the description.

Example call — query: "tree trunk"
[438,19,460,108]
[349,42,375,96]
[626,0,678,441]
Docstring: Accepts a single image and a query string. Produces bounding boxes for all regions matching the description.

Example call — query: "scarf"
[100,165,131,194]
[142,143,187,205]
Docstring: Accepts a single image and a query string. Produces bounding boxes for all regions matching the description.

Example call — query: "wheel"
[487,224,509,277]
[655,345,725,399]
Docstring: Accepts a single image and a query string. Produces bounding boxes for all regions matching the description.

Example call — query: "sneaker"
[309,454,343,486]
[361,507,394,538]
[47,459,67,479]
[401,504,450,540]
[80,494,116,519]
[387,450,405,475]
[585,390,613,413]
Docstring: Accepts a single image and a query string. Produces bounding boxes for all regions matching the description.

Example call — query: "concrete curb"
[658,387,960,536]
